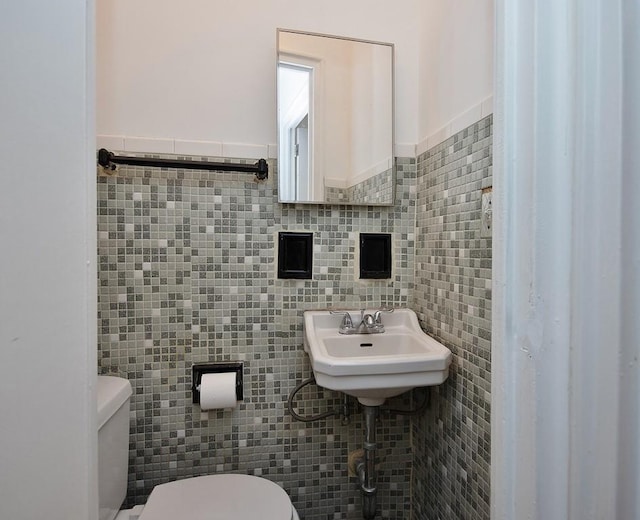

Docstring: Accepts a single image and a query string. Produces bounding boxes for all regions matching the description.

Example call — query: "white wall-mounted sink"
[303,308,452,406]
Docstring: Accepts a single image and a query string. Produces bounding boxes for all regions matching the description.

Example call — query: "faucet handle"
[330,311,354,330]
[373,306,394,324]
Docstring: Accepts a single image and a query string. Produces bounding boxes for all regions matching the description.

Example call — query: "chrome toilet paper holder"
[192,362,244,404]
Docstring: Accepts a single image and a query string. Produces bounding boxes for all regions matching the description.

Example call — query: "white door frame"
[492,1,640,518]
[278,52,323,201]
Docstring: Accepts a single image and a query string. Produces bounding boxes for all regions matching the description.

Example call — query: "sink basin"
[303,308,452,406]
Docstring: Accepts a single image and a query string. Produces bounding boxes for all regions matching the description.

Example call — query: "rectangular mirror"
[277,29,394,205]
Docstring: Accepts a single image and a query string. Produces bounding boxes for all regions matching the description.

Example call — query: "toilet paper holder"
[192,362,244,404]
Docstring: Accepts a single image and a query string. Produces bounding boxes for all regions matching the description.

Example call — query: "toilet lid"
[138,474,293,520]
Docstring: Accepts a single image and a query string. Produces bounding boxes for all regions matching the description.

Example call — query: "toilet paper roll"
[199,372,238,410]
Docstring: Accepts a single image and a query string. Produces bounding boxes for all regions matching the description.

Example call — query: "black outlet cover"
[360,233,392,279]
[278,232,313,279]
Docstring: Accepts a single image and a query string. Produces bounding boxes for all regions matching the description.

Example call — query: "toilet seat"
[138,474,294,520]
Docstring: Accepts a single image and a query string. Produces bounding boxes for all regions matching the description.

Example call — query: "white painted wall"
[97,0,423,154]
[618,2,640,517]
[493,0,640,518]
[0,2,97,520]
[98,1,494,156]
[418,0,494,149]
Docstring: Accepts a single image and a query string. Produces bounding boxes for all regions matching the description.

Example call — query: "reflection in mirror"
[277,30,394,205]
[278,62,312,200]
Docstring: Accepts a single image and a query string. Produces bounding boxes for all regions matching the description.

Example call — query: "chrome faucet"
[330,310,354,332]
[373,306,394,325]
[331,307,394,334]
[362,311,376,329]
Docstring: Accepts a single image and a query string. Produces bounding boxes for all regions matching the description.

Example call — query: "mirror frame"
[276,29,395,206]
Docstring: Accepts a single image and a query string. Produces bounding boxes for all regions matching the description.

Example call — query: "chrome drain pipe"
[356,405,378,519]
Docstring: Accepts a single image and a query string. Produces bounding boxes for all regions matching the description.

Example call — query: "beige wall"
[418,0,494,143]
[97,0,423,151]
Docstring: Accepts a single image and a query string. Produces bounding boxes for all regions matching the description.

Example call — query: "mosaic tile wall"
[97,156,417,519]
[410,115,493,519]
[325,168,393,205]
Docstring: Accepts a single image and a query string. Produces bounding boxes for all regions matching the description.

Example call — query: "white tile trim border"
[96,135,125,151]
[98,97,493,162]
[124,137,173,154]
[97,135,277,160]
[416,95,494,157]
[394,143,416,157]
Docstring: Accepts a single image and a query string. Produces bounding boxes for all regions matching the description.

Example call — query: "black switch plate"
[360,233,392,279]
[278,232,313,279]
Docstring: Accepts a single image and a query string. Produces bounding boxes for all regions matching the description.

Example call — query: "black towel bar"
[97,148,268,180]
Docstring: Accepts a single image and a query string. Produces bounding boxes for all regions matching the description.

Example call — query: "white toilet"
[98,375,300,520]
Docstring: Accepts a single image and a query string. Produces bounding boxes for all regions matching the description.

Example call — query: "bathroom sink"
[303,308,452,406]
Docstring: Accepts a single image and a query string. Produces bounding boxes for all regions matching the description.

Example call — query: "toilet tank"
[97,375,132,520]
